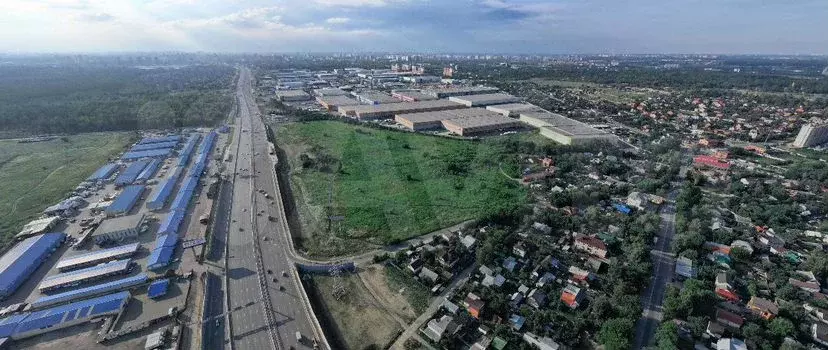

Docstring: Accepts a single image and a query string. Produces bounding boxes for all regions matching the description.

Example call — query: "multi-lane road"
[205,67,318,350]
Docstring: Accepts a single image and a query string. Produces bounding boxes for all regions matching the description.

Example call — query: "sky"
[0,0,826,54]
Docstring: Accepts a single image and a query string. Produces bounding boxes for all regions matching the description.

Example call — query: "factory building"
[87,163,119,182]
[442,115,522,136]
[105,185,145,217]
[38,259,133,292]
[350,100,466,120]
[16,216,61,239]
[92,213,145,246]
[486,103,545,117]
[402,75,441,83]
[793,119,828,148]
[138,136,181,145]
[30,274,146,309]
[274,89,312,102]
[317,96,360,111]
[314,88,348,97]
[114,160,150,187]
[351,91,401,105]
[129,141,178,153]
[396,111,456,130]
[448,93,522,107]
[121,148,174,161]
[56,242,140,272]
[519,111,617,145]
[0,291,130,340]
[424,86,499,99]
[0,233,66,300]
[391,90,439,102]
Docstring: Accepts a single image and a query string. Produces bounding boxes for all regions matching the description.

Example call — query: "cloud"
[75,12,115,22]
[313,0,399,7]
[174,7,283,29]
[325,17,351,24]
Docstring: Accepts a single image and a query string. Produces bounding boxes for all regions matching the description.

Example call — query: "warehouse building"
[351,91,401,105]
[350,100,466,120]
[139,136,181,145]
[135,159,162,183]
[449,93,521,107]
[43,196,86,216]
[519,111,617,145]
[147,177,177,211]
[56,242,141,272]
[105,185,145,217]
[442,115,522,136]
[0,291,130,340]
[177,135,200,167]
[16,216,61,239]
[317,95,360,111]
[424,86,499,98]
[314,88,348,96]
[114,160,150,187]
[395,108,507,132]
[87,163,119,182]
[486,103,544,117]
[391,90,439,102]
[147,279,170,299]
[402,75,441,83]
[93,214,145,246]
[274,89,312,102]
[129,141,179,153]
[0,233,66,300]
[30,274,146,309]
[39,259,133,292]
[121,148,173,161]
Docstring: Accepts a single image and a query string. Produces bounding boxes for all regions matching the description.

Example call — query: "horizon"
[1,0,826,55]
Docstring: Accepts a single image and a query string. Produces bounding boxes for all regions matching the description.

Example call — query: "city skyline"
[1,0,827,55]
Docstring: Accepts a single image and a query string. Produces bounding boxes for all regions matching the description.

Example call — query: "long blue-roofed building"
[147,246,176,271]
[0,291,130,340]
[138,135,181,145]
[0,233,66,300]
[135,159,162,183]
[177,135,201,167]
[114,160,150,187]
[158,211,185,237]
[105,185,145,217]
[147,178,175,211]
[121,148,173,161]
[147,279,170,299]
[87,163,119,182]
[55,243,140,272]
[129,141,179,153]
[30,274,147,309]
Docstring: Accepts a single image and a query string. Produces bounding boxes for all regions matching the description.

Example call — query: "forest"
[0,65,235,136]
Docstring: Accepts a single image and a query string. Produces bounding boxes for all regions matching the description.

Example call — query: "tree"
[768,317,795,339]
[805,249,828,280]
[655,322,679,350]
[597,318,635,350]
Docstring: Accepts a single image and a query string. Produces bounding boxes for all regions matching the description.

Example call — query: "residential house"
[536,272,555,287]
[492,337,508,350]
[503,257,518,272]
[470,336,492,350]
[716,308,744,329]
[482,274,506,288]
[438,250,459,269]
[715,272,739,302]
[464,293,485,319]
[419,267,439,285]
[716,338,747,350]
[408,258,424,274]
[422,315,459,343]
[442,299,460,315]
[522,332,561,350]
[730,240,754,255]
[532,222,552,234]
[561,284,584,309]
[574,235,608,258]
[509,292,525,309]
[747,296,779,320]
[568,266,596,283]
[527,289,548,308]
[805,304,828,323]
[509,314,525,331]
[789,278,821,293]
[675,256,698,279]
[513,242,527,258]
[707,321,725,338]
[479,265,493,276]
[626,191,650,210]
[461,235,477,250]
[813,323,828,347]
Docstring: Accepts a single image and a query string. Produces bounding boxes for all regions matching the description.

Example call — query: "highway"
[633,188,679,349]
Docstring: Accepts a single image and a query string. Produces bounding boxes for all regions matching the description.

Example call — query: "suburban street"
[633,188,679,349]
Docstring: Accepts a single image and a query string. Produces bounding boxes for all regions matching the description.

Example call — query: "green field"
[0,133,135,247]
[276,121,527,257]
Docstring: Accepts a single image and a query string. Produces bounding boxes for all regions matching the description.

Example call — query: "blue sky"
[0,0,825,54]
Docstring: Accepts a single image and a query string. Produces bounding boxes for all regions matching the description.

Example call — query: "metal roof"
[0,313,28,338]
[13,291,130,338]
[138,135,181,144]
[114,160,150,186]
[147,279,170,299]
[0,233,66,298]
[448,93,521,106]
[147,177,177,211]
[147,246,175,271]
[121,148,173,160]
[155,234,178,249]
[136,159,162,182]
[17,216,60,238]
[56,243,140,272]
[87,163,119,181]
[177,135,201,167]
[105,185,145,215]
[39,259,132,291]
[129,141,179,152]
[170,177,197,212]
[158,211,185,237]
[31,274,146,309]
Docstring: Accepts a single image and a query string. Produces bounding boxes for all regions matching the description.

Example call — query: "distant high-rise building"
[443,66,454,78]
[793,119,828,148]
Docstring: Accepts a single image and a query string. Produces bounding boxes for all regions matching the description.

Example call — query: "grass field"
[311,274,403,349]
[276,121,527,257]
[0,133,135,248]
